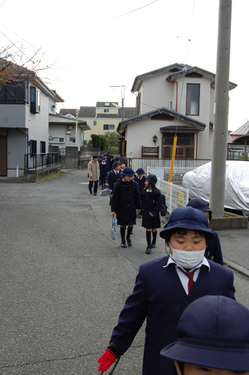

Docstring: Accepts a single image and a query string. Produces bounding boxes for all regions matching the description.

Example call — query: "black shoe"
[93,193,97,196]
[121,241,127,248]
[127,238,132,247]
[89,191,92,194]
[146,247,152,254]
[151,242,156,248]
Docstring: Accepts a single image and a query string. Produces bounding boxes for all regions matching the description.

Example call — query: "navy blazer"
[107,170,120,192]
[110,256,235,375]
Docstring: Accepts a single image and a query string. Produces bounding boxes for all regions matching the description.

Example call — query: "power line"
[115,0,158,19]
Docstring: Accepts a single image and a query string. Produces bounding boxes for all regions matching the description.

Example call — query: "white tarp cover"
[182,161,249,211]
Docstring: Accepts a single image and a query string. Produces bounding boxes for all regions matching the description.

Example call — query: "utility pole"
[110,85,125,120]
[75,109,78,150]
[210,0,232,218]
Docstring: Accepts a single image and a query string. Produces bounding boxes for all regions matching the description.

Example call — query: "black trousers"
[89,180,98,194]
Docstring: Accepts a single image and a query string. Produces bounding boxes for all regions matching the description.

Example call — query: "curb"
[224,257,249,278]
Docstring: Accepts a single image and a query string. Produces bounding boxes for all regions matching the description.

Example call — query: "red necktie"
[178,268,196,292]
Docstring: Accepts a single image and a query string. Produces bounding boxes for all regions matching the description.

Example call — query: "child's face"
[145,179,150,188]
[168,230,206,252]
[123,176,133,182]
[137,174,143,178]
[175,362,249,375]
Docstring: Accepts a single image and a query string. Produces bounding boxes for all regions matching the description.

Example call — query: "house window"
[0,82,26,104]
[103,124,115,131]
[186,84,200,116]
[93,120,97,126]
[40,141,46,154]
[30,86,40,113]
[104,108,109,113]
[162,134,194,160]
[30,140,37,156]
[69,137,75,143]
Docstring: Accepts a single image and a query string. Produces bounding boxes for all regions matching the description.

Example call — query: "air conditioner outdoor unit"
[66,131,71,135]
[168,100,174,110]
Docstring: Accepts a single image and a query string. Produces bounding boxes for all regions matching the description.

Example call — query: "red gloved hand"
[98,348,117,373]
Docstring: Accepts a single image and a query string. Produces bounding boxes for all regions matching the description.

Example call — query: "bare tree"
[0,34,50,84]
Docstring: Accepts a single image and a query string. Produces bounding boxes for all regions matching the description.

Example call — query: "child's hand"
[149,212,154,217]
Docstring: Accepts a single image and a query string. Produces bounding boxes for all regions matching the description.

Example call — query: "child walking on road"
[97,206,235,375]
[111,167,141,248]
[142,174,162,254]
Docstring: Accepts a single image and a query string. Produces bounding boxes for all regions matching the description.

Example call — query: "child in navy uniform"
[134,168,146,218]
[142,174,162,254]
[97,206,235,375]
[99,157,109,190]
[161,295,249,374]
[111,167,141,248]
[186,198,223,265]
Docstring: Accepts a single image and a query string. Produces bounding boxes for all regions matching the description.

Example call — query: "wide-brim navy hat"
[112,161,121,168]
[121,167,135,177]
[187,198,212,212]
[160,295,249,371]
[136,168,145,174]
[160,206,214,240]
[145,174,157,186]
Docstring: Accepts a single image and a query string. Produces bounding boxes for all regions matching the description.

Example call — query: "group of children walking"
[110,165,164,254]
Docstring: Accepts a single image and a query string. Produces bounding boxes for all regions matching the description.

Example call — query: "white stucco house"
[117,63,237,160]
[0,60,64,177]
[49,113,90,152]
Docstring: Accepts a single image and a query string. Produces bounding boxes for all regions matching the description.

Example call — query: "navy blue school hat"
[136,168,145,174]
[187,198,212,213]
[121,167,135,177]
[112,161,121,168]
[159,206,214,240]
[160,295,249,371]
[145,174,157,186]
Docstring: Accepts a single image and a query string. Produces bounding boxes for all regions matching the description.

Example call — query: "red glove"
[98,348,117,373]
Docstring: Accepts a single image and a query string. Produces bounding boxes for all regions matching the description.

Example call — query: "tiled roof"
[117,107,206,133]
[59,108,77,117]
[231,121,249,135]
[49,113,90,130]
[78,106,135,120]
[131,62,237,92]
[78,106,96,117]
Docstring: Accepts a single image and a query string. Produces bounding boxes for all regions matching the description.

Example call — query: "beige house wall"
[79,117,120,142]
[136,73,215,160]
[141,73,175,114]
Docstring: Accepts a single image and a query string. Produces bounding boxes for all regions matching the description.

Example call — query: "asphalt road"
[0,169,249,375]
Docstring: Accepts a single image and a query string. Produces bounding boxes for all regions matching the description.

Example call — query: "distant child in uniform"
[142,174,162,254]
[111,167,141,248]
[134,168,146,218]
[99,157,109,190]
[186,198,223,265]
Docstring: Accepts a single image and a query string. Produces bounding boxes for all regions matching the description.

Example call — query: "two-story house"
[0,60,64,177]
[70,102,135,143]
[117,63,237,160]
[49,113,90,152]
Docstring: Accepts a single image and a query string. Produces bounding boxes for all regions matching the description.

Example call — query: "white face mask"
[168,243,205,270]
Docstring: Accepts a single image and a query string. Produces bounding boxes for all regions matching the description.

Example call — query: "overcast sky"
[0,0,248,131]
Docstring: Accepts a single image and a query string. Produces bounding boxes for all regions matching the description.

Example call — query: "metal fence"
[157,178,189,214]
[131,159,210,176]
[24,153,59,170]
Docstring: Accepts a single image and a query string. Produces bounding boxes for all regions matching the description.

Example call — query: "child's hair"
[164,228,212,244]
[146,183,160,200]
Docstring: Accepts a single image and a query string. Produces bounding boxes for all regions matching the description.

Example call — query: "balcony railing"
[24,153,59,170]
